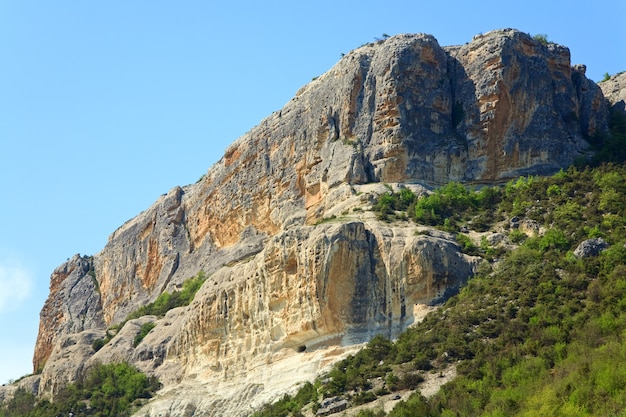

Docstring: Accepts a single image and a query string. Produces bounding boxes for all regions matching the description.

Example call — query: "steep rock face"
[34,211,480,416]
[600,71,626,112]
[447,31,607,181]
[91,30,607,327]
[64,28,610,334]
[168,221,476,371]
[33,254,105,373]
[138,219,480,416]
[28,29,616,415]
[38,329,105,397]
[95,185,190,324]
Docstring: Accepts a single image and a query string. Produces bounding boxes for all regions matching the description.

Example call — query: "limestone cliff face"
[27,29,620,416]
[447,31,607,181]
[168,221,476,370]
[33,255,104,373]
[600,71,626,113]
[68,28,608,329]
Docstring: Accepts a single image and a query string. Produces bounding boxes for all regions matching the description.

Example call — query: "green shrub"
[373,188,416,221]
[253,163,626,417]
[92,338,107,352]
[251,381,318,417]
[509,229,527,244]
[107,271,207,337]
[0,363,160,417]
[133,322,156,347]
[398,372,425,390]
[456,233,478,255]
[92,330,114,352]
[353,391,377,405]
[539,228,570,252]
[532,33,549,45]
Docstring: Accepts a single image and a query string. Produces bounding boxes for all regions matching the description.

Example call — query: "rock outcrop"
[19,29,623,416]
[573,237,609,258]
[33,254,105,373]
[600,71,626,113]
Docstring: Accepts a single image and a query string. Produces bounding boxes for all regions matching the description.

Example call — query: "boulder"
[573,238,609,258]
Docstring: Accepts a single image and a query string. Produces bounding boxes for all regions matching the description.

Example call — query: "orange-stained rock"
[25,29,622,416]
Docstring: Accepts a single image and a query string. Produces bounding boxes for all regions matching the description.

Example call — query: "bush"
[92,338,107,352]
[373,188,416,221]
[0,363,160,417]
[92,330,114,352]
[398,372,425,390]
[253,163,626,417]
[532,33,549,45]
[107,271,207,336]
[133,322,156,347]
[129,271,207,320]
[509,229,527,244]
[456,233,479,255]
[353,391,377,405]
[539,228,570,252]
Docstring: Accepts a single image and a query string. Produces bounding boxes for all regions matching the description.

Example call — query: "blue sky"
[1,0,624,384]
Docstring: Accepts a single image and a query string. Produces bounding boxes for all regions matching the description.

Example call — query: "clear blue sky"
[1,0,624,384]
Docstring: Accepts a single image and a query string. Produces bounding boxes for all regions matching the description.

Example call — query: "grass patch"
[93,271,207,351]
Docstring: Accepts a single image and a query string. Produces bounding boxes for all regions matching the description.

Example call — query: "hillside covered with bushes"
[251,110,626,417]
[0,363,160,417]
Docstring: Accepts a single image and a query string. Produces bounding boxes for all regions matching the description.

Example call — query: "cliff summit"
[6,28,623,417]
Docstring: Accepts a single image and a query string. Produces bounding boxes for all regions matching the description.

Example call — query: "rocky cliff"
[14,29,621,416]
[601,71,626,113]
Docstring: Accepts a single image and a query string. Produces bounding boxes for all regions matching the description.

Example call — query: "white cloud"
[0,261,33,313]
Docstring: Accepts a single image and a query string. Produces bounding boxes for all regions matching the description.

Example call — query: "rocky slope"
[6,29,622,416]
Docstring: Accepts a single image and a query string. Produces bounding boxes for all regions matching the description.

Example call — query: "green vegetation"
[415,181,501,232]
[133,322,156,347]
[93,271,207,352]
[92,331,112,352]
[253,161,626,416]
[373,186,417,221]
[374,181,501,233]
[7,108,626,417]
[0,363,160,417]
[251,381,318,417]
[532,33,550,45]
[126,271,207,321]
[588,107,626,166]
[314,214,342,225]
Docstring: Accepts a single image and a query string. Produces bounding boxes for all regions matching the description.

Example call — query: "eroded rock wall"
[64,29,610,333]
[28,28,619,416]
[600,71,626,113]
[33,255,104,373]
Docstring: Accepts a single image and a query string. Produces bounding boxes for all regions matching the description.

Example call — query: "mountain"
[1,28,623,417]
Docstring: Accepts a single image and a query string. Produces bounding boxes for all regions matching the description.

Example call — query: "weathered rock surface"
[23,29,620,416]
[446,33,607,181]
[573,237,609,258]
[0,375,40,405]
[33,254,105,373]
[38,329,106,397]
[600,71,626,112]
